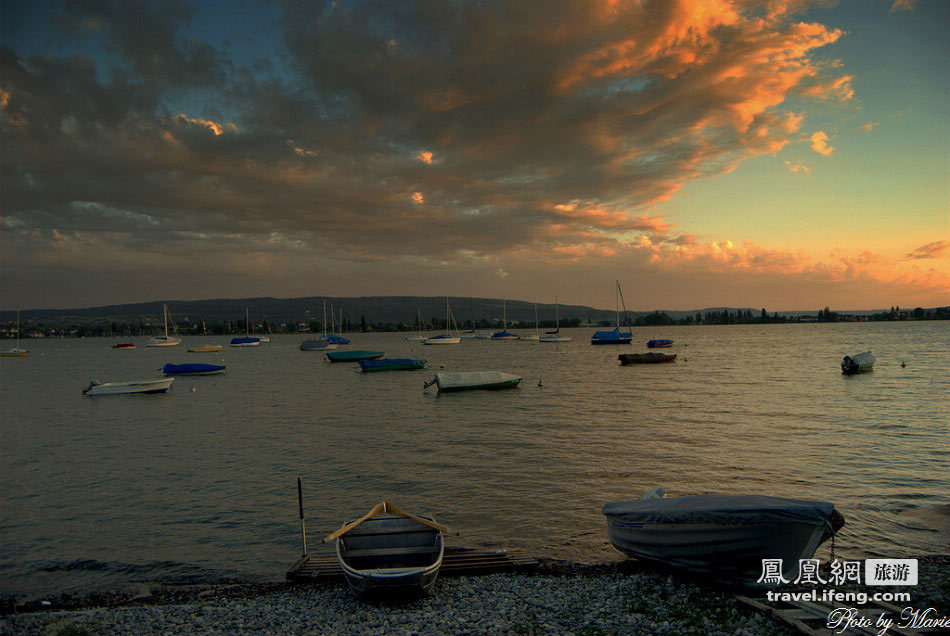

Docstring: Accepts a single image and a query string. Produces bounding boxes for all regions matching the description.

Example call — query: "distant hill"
[0,296,900,327]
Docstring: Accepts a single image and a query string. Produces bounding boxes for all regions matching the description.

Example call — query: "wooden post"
[297,476,308,556]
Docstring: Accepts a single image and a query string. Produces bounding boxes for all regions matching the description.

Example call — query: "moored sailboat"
[146,305,182,347]
[540,296,572,343]
[591,281,632,345]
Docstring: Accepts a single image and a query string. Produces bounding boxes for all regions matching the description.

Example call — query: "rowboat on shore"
[82,377,175,396]
[358,358,426,372]
[618,353,676,365]
[603,491,844,585]
[424,371,522,393]
[326,350,385,363]
[324,502,446,598]
[841,351,875,375]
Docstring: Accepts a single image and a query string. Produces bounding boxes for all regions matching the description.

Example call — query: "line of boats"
[317,487,845,599]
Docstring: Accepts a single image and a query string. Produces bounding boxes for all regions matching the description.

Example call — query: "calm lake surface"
[1,322,948,597]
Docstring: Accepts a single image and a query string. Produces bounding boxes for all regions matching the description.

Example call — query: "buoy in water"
[191,386,197,392]
[901,361,906,368]
[538,379,543,387]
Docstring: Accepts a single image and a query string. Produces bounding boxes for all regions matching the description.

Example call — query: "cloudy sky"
[2,0,947,311]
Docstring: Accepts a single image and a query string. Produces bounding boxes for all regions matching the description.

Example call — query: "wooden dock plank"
[287,548,538,582]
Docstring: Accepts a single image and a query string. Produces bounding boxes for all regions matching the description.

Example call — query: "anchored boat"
[603,491,844,585]
[324,502,446,598]
[326,350,385,363]
[162,363,226,375]
[424,371,522,393]
[82,377,175,396]
[359,358,426,372]
[618,353,676,364]
[841,351,875,375]
[647,339,673,348]
[591,281,632,345]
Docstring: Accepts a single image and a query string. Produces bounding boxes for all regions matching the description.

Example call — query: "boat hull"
[841,351,875,375]
[112,343,135,350]
[619,353,676,364]
[359,358,426,372]
[147,337,181,347]
[230,336,261,347]
[1,348,29,357]
[647,340,673,348]
[83,378,175,396]
[427,371,522,393]
[162,363,226,375]
[336,514,443,598]
[188,345,223,353]
[603,494,842,585]
[423,335,460,345]
[326,350,385,362]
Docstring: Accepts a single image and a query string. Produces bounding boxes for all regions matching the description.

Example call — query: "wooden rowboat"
[188,344,222,353]
[324,502,446,598]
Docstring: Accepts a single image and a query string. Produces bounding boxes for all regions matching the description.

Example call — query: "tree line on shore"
[1,305,946,339]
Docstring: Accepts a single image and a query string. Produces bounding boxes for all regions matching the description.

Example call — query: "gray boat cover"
[602,495,835,526]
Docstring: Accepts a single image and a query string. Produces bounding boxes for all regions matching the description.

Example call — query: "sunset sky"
[2,0,947,311]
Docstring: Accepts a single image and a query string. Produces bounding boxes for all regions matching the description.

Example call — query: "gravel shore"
[2,557,946,635]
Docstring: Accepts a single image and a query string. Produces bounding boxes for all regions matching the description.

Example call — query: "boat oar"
[322,502,387,543]
[383,502,448,534]
[297,476,308,557]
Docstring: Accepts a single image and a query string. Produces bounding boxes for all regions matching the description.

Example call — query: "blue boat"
[230,336,261,347]
[326,350,385,363]
[325,334,351,345]
[591,327,633,345]
[647,339,673,348]
[591,281,633,345]
[162,363,226,375]
[359,358,426,372]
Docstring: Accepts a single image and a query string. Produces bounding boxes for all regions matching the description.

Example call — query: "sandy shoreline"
[1,556,946,635]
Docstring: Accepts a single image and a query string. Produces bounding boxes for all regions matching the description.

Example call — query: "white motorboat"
[603,491,844,585]
[424,371,522,393]
[324,502,446,598]
[82,377,175,396]
[841,351,875,375]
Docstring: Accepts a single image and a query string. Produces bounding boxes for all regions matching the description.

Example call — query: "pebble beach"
[2,557,947,635]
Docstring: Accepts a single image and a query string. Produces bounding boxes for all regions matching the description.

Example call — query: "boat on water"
[619,353,676,364]
[424,371,522,393]
[147,305,182,347]
[647,339,673,348]
[406,309,429,341]
[112,343,135,350]
[324,502,446,598]
[2,309,29,356]
[841,351,875,375]
[603,491,844,585]
[162,363,226,375]
[82,377,175,396]
[540,296,572,343]
[326,350,385,363]
[490,299,520,340]
[231,308,261,347]
[359,358,426,372]
[521,302,540,341]
[591,281,632,345]
[423,298,461,345]
[188,344,222,353]
[301,301,339,350]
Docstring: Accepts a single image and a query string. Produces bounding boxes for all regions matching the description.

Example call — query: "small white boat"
[82,377,175,396]
[147,305,182,347]
[188,344,223,353]
[603,491,844,585]
[841,350,875,375]
[324,502,446,598]
[425,371,522,392]
[2,309,29,356]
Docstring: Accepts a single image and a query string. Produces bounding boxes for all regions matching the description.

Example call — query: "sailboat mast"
[164,304,169,337]
[615,281,620,328]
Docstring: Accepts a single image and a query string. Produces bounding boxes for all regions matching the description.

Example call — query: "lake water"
[1,322,948,598]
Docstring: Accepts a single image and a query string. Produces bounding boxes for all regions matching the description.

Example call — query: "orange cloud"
[411,192,425,204]
[785,160,809,172]
[809,130,834,155]
[417,150,434,164]
[904,241,948,260]
[175,114,237,136]
[859,122,879,133]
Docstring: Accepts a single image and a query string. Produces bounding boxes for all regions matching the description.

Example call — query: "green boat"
[326,350,385,363]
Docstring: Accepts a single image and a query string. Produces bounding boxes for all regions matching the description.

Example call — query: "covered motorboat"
[591,327,632,345]
[300,337,337,351]
[603,492,844,585]
[618,353,676,364]
[841,351,875,375]
[326,350,384,362]
[82,377,174,396]
[359,358,426,372]
[324,502,446,598]
[647,339,673,348]
[230,336,261,347]
[425,371,522,393]
[162,363,226,375]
